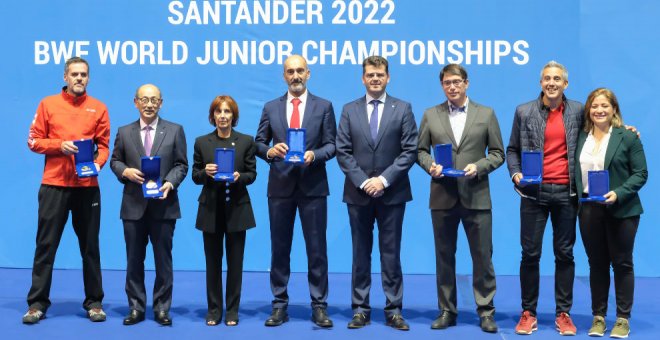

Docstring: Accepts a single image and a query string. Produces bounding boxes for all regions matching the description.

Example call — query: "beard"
[288,81,305,94]
[70,83,86,96]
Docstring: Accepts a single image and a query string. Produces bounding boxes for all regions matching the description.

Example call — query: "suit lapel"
[353,97,374,149]
[373,96,396,148]
[437,104,457,146]
[207,131,240,171]
[458,102,478,148]
[301,94,316,131]
[206,133,216,150]
[210,130,239,148]
[604,128,623,169]
[277,94,289,134]
[576,131,587,163]
[130,121,146,157]
[150,119,167,156]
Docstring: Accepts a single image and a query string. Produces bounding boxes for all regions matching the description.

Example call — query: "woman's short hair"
[208,95,239,127]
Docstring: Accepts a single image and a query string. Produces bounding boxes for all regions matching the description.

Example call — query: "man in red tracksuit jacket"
[23,56,110,324]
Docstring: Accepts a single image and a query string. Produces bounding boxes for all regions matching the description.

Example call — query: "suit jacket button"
[225,197,230,202]
[225,189,230,194]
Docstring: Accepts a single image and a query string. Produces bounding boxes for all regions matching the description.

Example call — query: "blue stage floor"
[1,268,658,339]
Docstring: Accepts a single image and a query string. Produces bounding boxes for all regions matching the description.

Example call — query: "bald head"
[283,54,310,97]
[135,84,161,99]
[283,54,308,71]
[134,84,163,124]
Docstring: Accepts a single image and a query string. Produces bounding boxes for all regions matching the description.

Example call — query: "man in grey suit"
[336,55,418,331]
[417,64,504,333]
[110,84,188,326]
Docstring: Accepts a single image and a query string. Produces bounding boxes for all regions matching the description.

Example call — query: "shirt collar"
[287,89,308,104]
[548,102,565,114]
[60,86,87,106]
[140,116,159,130]
[366,92,387,104]
[539,92,567,112]
[587,125,613,138]
[449,97,469,113]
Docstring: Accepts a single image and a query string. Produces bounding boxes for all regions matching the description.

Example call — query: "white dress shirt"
[366,92,387,130]
[139,117,158,146]
[286,90,308,127]
[579,127,612,193]
[448,97,469,146]
[360,93,390,190]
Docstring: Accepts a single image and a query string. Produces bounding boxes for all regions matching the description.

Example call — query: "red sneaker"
[555,312,577,336]
[515,310,538,335]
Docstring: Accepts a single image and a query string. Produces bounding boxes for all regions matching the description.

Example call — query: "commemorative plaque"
[214,148,235,182]
[73,139,98,177]
[433,144,466,177]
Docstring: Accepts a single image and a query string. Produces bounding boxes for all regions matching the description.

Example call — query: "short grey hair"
[64,56,89,74]
[540,60,568,81]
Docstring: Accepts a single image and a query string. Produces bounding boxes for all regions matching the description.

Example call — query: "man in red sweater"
[24,57,110,324]
[506,61,583,336]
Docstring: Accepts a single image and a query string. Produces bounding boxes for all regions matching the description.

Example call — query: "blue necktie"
[451,104,466,113]
[370,100,380,142]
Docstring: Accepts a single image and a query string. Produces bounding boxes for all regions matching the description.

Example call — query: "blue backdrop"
[1,0,658,276]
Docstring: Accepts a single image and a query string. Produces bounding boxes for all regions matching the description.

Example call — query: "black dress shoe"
[347,313,370,329]
[431,311,457,329]
[480,315,498,333]
[311,307,333,328]
[154,311,172,326]
[123,310,145,326]
[386,314,410,331]
[264,308,288,327]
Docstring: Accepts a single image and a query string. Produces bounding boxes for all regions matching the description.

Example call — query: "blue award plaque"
[579,170,609,203]
[141,156,163,199]
[433,144,466,177]
[73,139,98,177]
[520,151,543,185]
[285,128,306,164]
[214,148,235,182]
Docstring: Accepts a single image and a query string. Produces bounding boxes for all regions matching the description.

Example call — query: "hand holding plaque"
[433,144,465,177]
[520,151,543,185]
[285,128,306,164]
[579,170,609,203]
[73,139,98,177]
[214,148,235,182]
[141,156,163,198]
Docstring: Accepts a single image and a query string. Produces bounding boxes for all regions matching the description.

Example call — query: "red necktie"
[290,98,301,129]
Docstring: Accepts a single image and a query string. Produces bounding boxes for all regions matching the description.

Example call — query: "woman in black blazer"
[192,95,257,326]
[576,88,647,338]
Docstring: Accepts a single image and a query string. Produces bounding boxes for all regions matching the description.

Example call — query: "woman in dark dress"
[192,95,257,326]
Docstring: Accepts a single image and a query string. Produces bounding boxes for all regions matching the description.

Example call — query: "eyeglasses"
[136,97,161,105]
[441,79,465,87]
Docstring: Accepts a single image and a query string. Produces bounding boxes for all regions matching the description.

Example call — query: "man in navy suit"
[255,55,337,328]
[110,84,188,326]
[336,56,418,330]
